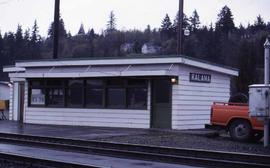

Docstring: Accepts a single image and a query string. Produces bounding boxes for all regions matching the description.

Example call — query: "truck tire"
[229,120,252,142]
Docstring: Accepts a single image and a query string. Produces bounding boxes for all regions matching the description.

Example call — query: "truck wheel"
[229,120,252,142]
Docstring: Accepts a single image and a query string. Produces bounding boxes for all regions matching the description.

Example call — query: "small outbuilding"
[0,81,10,119]
[0,82,10,100]
[3,55,238,129]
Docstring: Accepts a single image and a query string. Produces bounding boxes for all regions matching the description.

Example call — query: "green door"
[151,78,172,129]
[19,83,25,123]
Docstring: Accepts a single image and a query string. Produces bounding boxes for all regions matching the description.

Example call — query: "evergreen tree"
[87,28,95,57]
[189,10,200,31]
[161,14,173,41]
[173,12,189,30]
[0,31,7,80]
[23,28,31,59]
[0,31,3,56]
[161,14,172,31]
[87,29,95,37]
[48,18,67,38]
[15,25,23,43]
[254,15,266,31]
[78,23,85,35]
[3,32,16,64]
[30,20,41,59]
[47,17,68,58]
[267,23,270,32]
[15,25,25,59]
[145,25,151,34]
[237,41,256,93]
[31,20,41,44]
[24,29,31,42]
[216,6,235,36]
[144,25,152,41]
[106,11,116,33]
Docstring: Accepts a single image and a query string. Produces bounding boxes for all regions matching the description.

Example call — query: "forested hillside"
[0,6,269,94]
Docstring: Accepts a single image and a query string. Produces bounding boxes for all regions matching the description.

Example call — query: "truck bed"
[211,102,263,131]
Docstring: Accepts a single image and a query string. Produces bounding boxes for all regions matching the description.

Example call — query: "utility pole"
[177,0,184,55]
[53,0,60,59]
[264,36,270,147]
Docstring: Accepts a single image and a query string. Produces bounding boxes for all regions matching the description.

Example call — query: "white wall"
[9,84,13,120]
[9,63,233,130]
[0,84,9,100]
[172,65,231,130]
[24,81,151,129]
[12,83,19,121]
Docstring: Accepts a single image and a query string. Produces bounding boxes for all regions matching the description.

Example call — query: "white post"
[264,37,270,147]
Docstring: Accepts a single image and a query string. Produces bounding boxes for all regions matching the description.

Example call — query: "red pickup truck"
[209,102,264,142]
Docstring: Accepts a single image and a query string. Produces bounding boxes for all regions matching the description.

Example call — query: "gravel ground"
[96,130,270,155]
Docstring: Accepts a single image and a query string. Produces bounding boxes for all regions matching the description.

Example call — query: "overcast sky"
[0,0,269,36]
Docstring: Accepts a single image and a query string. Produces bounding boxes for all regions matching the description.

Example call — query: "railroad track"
[0,132,268,168]
[0,151,105,168]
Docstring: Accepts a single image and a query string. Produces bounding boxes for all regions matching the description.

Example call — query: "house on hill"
[141,43,161,55]
[120,43,134,54]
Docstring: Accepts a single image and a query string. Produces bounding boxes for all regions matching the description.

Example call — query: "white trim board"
[3,67,25,72]
[9,70,175,78]
[13,57,238,76]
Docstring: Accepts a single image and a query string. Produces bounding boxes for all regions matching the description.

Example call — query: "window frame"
[46,79,66,108]
[28,80,46,107]
[28,78,148,110]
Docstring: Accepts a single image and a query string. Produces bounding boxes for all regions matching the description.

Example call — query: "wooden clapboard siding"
[24,82,28,123]
[24,81,151,129]
[25,107,150,128]
[172,65,231,130]
[9,84,13,120]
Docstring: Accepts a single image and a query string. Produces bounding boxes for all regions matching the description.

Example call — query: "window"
[127,79,148,109]
[107,79,126,108]
[85,80,104,108]
[28,78,148,110]
[67,80,83,107]
[31,89,45,106]
[127,87,147,109]
[107,88,125,108]
[29,80,45,106]
[46,80,65,107]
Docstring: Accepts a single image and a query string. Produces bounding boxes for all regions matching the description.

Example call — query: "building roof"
[0,81,10,86]
[3,55,239,76]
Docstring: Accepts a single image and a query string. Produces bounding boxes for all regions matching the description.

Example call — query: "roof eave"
[3,66,26,73]
[14,57,238,77]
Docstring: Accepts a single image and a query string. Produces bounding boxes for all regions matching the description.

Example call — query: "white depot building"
[3,55,238,130]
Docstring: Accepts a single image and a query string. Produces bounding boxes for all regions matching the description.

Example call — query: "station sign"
[190,73,211,83]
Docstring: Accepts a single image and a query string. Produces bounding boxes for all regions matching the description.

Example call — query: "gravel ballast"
[96,130,270,155]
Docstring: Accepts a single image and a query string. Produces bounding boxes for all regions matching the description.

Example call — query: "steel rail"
[0,151,106,168]
[0,132,268,168]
